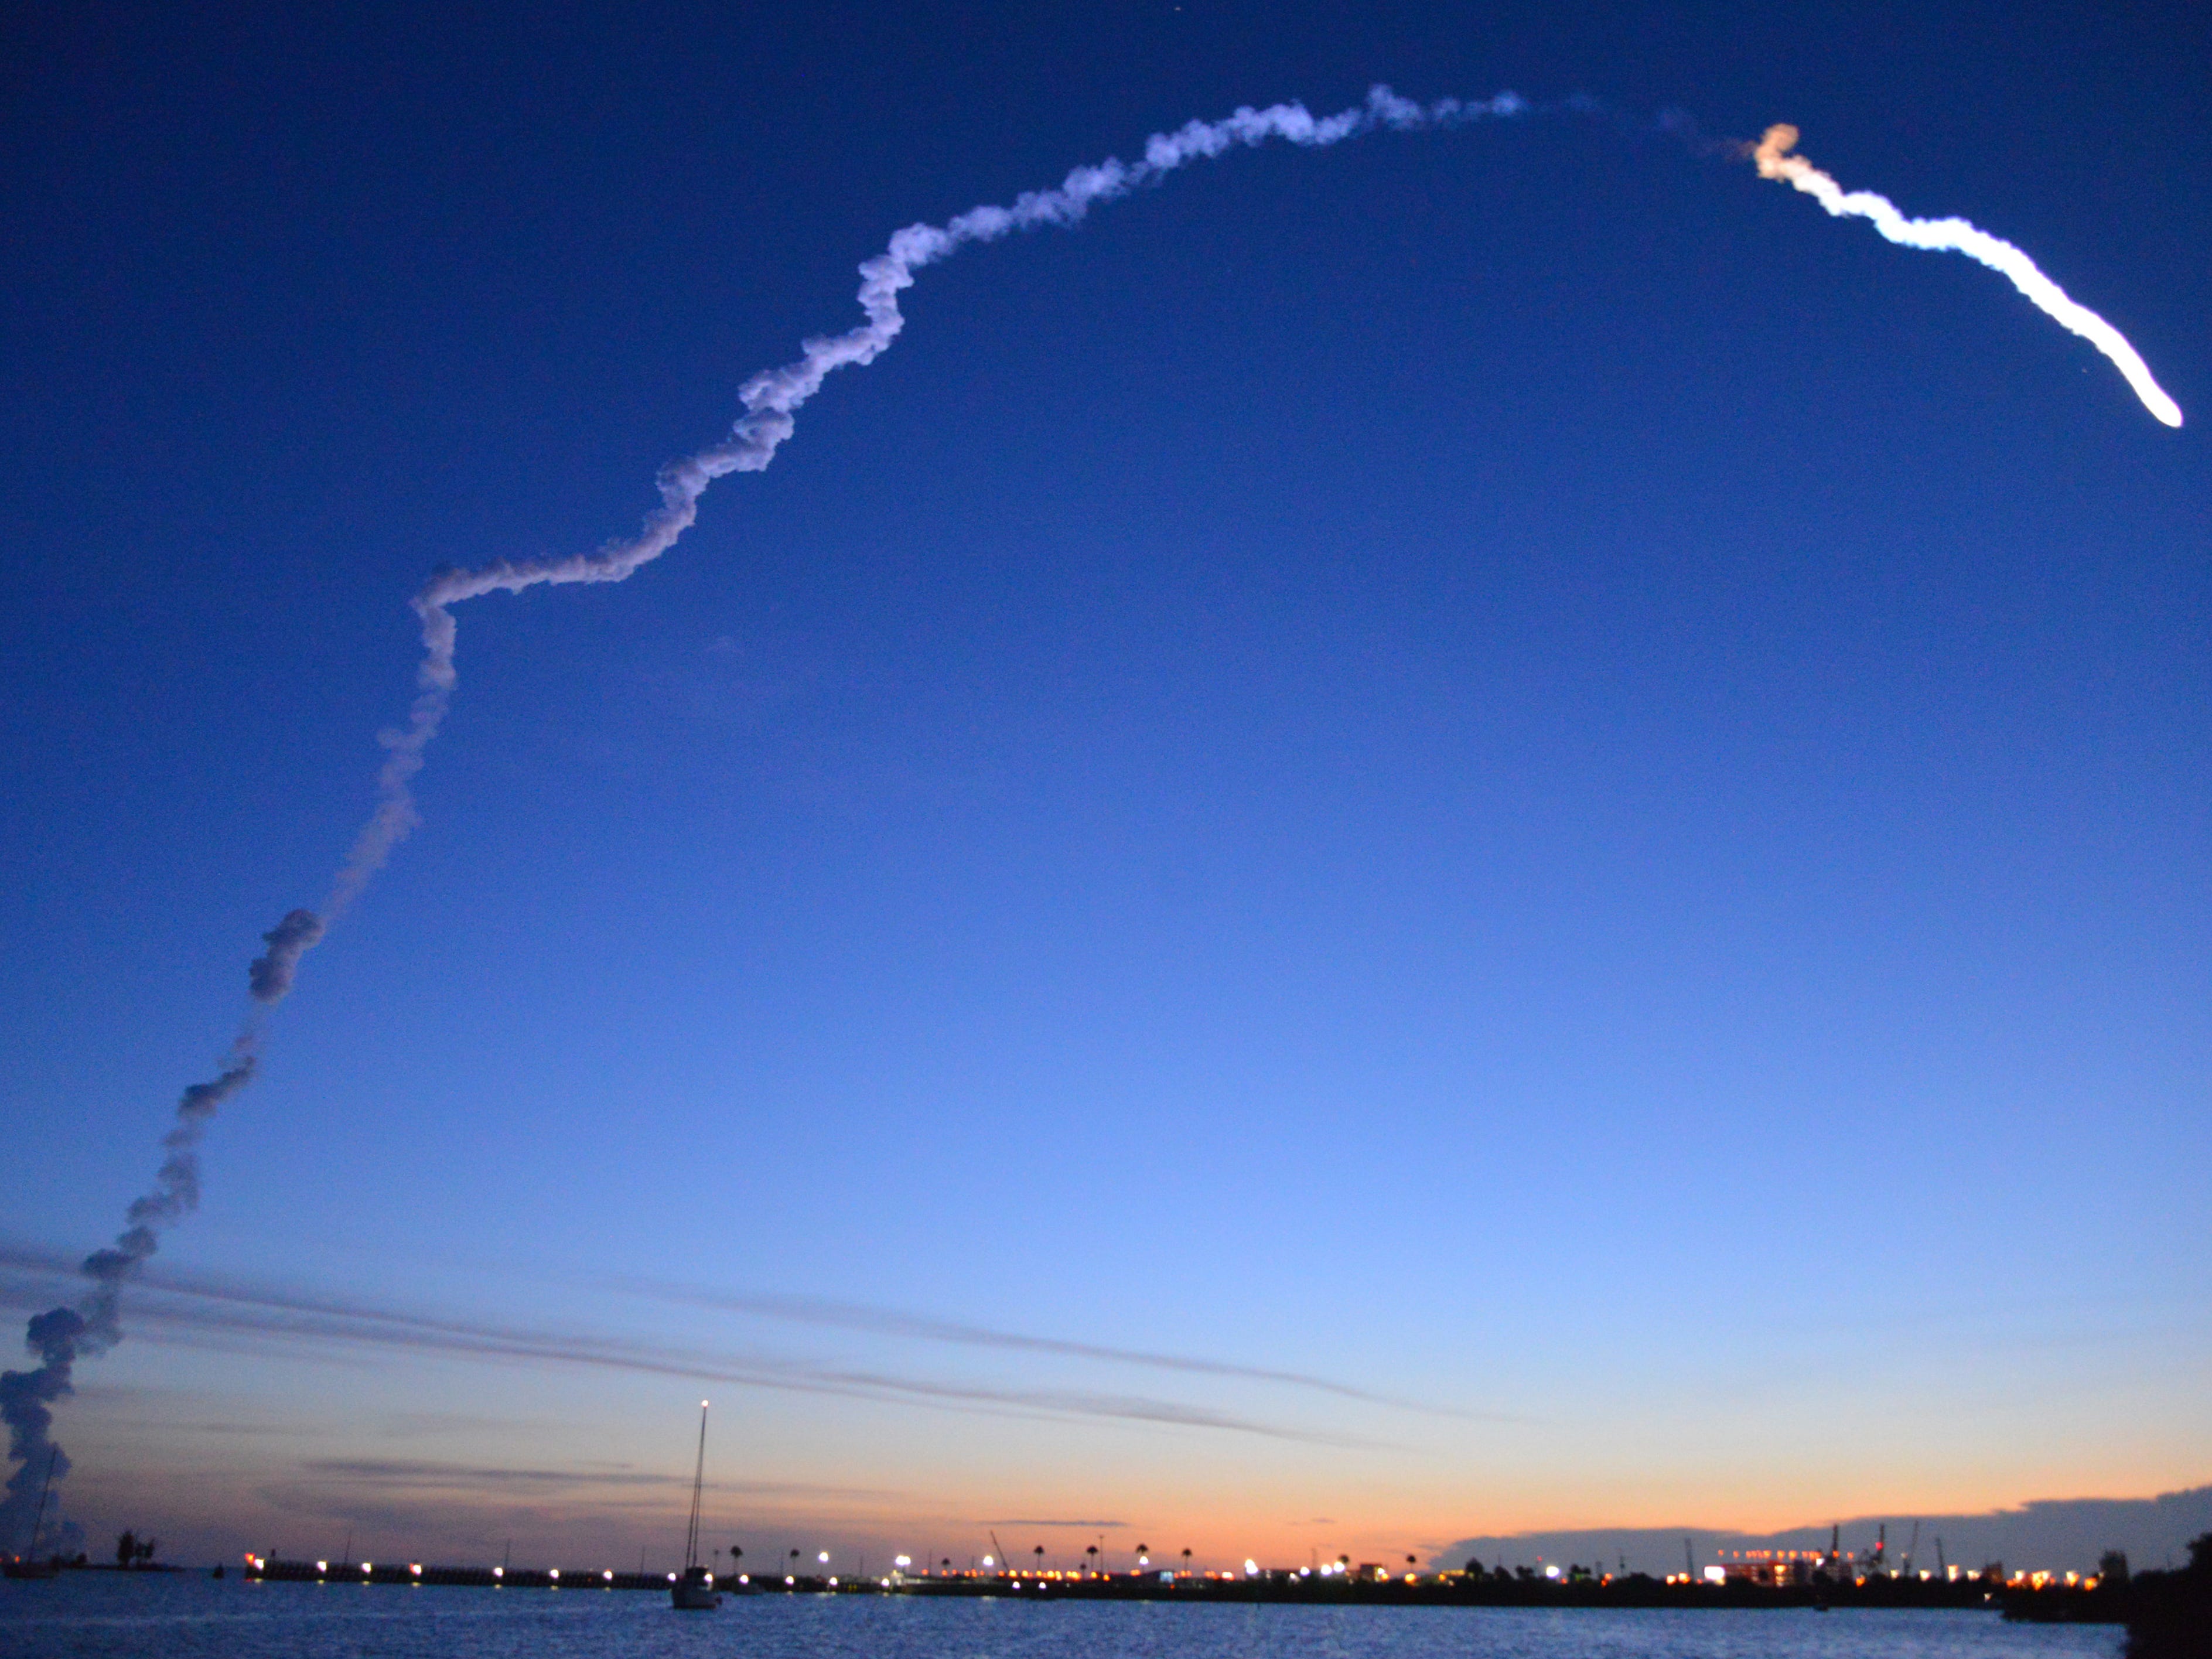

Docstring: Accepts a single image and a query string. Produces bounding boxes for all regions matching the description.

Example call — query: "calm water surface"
[0,1575,2125,1659]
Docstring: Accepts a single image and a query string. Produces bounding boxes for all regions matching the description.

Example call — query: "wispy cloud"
[296,1458,899,1500]
[626,1278,1491,1420]
[0,1244,1364,1446]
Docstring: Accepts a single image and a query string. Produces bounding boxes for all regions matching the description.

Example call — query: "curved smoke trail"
[1752,124,2183,428]
[322,85,1532,924]
[8,86,2182,1549]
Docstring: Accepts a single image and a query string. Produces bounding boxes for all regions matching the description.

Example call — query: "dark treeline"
[2002,1533,2212,1658]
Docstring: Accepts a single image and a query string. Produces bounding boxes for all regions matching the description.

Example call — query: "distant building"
[1715,1549,1824,1586]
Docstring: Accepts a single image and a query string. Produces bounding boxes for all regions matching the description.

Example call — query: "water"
[0,1576,2125,1659]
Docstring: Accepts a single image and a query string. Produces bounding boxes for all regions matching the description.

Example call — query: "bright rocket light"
[1753,124,2182,427]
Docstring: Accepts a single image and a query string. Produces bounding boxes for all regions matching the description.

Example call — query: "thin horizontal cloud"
[299,1459,899,1500]
[991,1517,1131,1528]
[300,1459,665,1490]
[0,1243,1366,1447]
[626,1277,1491,1419]
[243,1483,633,1547]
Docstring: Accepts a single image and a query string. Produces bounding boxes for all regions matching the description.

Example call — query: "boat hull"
[671,1568,722,1609]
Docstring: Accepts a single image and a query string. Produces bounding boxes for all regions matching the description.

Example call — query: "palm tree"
[1033,1544,1045,1573]
[1182,1548,1193,1575]
[1085,1544,1098,1576]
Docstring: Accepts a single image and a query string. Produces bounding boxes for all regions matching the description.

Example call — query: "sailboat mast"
[25,1448,58,1559]
[684,1401,709,1571]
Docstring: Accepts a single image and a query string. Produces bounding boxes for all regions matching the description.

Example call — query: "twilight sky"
[2,0,2206,1573]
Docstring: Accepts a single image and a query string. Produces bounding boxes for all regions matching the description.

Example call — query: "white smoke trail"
[1752,124,2183,428]
[319,85,1531,924]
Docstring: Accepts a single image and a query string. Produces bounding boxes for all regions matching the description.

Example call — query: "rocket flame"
[1752,124,2182,428]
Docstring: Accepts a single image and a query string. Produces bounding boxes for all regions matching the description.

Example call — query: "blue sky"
[2,0,2206,1570]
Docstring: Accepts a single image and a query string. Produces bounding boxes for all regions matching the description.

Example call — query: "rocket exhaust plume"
[4,901,304,1547]
[308,91,2193,957]
[1751,124,2183,428]
[15,87,2179,1542]
[247,909,325,1004]
[2,1034,258,1551]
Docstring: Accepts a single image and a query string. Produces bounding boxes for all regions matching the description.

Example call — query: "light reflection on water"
[0,1576,2125,1659]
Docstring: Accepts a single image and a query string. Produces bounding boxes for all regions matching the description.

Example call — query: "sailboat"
[3,1449,62,1579]
[670,1401,721,1610]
